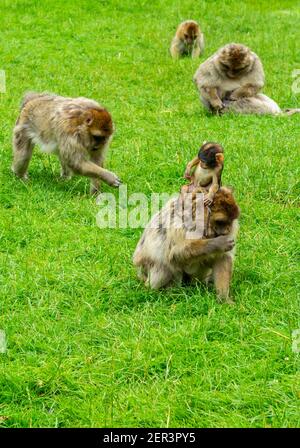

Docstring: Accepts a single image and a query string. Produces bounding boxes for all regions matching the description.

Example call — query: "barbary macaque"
[12,92,121,194]
[133,186,240,302]
[193,43,300,115]
[182,142,224,205]
[193,43,266,113]
[170,20,204,58]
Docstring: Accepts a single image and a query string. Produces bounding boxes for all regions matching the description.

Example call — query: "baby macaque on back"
[182,142,224,205]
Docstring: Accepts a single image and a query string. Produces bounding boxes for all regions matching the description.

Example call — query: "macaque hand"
[184,170,192,180]
[228,91,239,101]
[211,100,225,114]
[204,194,213,205]
[102,170,122,187]
[215,235,235,252]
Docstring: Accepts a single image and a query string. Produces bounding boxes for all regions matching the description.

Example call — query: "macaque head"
[198,142,224,168]
[85,108,114,149]
[210,187,240,236]
[180,21,200,45]
[217,43,253,78]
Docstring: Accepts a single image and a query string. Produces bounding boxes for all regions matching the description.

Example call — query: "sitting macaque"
[193,43,300,115]
[193,43,265,114]
[133,186,240,302]
[12,92,121,194]
[170,20,204,58]
[182,142,224,205]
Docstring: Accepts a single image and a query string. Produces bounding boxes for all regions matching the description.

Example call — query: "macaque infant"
[12,92,121,194]
[182,142,224,205]
[170,20,204,58]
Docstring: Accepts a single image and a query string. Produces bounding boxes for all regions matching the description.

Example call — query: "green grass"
[0,0,300,428]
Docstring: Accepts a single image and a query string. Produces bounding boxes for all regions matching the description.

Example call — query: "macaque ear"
[85,112,94,126]
[215,153,224,164]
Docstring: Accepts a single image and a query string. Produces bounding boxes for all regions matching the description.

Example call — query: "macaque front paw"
[215,236,235,252]
[211,102,225,115]
[102,170,122,187]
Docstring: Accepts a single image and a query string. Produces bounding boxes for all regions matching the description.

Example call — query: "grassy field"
[0,0,299,428]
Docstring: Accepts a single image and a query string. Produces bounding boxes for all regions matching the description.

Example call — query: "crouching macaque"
[133,186,240,303]
[182,142,224,205]
[170,20,204,58]
[12,92,121,193]
[193,43,300,115]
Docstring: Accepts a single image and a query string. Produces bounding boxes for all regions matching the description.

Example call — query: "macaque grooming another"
[170,20,204,58]
[12,92,121,194]
[183,142,224,205]
[193,43,284,115]
[133,186,240,303]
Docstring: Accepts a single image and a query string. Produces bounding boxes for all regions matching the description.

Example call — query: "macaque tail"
[284,108,300,116]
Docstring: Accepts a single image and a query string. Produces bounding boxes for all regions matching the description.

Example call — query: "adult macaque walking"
[193,43,299,115]
[133,187,240,303]
[12,92,121,194]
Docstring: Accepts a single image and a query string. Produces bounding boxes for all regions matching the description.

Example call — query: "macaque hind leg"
[12,126,34,179]
[212,253,234,303]
[59,155,73,179]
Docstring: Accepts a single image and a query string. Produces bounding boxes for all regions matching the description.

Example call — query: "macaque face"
[210,212,232,236]
[210,187,240,235]
[198,143,224,168]
[182,23,199,45]
[86,109,113,149]
[218,44,252,78]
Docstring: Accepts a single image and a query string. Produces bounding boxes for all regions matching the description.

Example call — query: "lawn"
[0,0,299,428]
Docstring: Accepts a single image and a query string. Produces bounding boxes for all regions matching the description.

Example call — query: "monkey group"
[10,18,299,303]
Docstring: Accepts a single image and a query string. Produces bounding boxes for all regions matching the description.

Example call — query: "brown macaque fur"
[193,43,283,115]
[12,92,121,193]
[183,142,224,205]
[194,43,300,115]
[170,20,204,59]
[133,186,240,303]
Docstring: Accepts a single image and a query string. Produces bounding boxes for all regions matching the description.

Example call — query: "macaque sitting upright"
[182,142,224,205]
